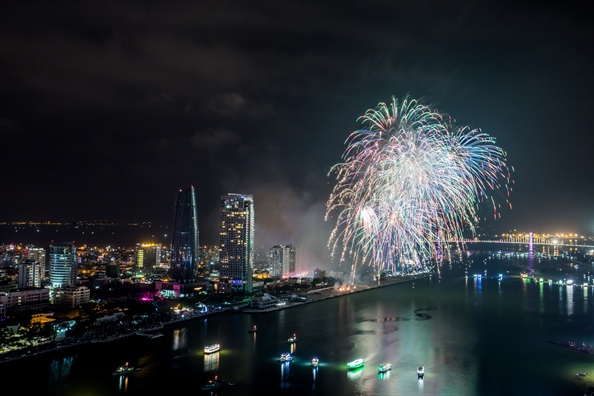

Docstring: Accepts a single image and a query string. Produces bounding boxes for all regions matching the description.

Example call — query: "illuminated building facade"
[269,244,297,278]
[135,243,161,273]
[170,187,199,282]
[49,242,77,288]
[54,286,90,308]
[25,247,46,273]
[18,259,42,288]
[219,193,254,293]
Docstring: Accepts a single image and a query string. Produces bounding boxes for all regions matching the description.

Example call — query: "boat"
[287,333,298,343]
[248,326,257,333]
[347,358,365,369]
[311,357,319,367]
[279,352,292,362]
[200,379,226,390]
[520,271,528,278]
[112,362,141,376]
[150,333,164,339]
[417,366,425,379]
[378,363,392,373]
[204,343,220,354]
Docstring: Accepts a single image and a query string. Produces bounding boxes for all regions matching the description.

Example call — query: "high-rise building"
[269,244,298,278]
[170,187,199,282]
[26,247,46,274]
[287,244,297,274]
[219,193,254,293]
[49,242,77,288]
[18,259,42,288]
[135,243,161,273]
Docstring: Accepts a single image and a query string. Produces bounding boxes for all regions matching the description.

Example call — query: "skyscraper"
[219,193,254,293]
[49,242,77,288]
[170,187,199,282]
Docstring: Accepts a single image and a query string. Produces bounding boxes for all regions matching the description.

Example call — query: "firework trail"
[326,97,511,282]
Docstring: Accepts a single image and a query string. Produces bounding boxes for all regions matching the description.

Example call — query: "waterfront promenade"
[244,273,426,313]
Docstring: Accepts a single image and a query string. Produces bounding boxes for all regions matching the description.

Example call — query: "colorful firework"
[326,97,512,281]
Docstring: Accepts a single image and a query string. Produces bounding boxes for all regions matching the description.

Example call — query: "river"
[3,247,594,395]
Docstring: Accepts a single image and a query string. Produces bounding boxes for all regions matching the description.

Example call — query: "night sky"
[2,1,593,263]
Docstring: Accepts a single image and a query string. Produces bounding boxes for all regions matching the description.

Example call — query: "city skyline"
[1,2,592,266]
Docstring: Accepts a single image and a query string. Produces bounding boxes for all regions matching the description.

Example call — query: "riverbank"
[0,273,428,364]
[243,273,429,313]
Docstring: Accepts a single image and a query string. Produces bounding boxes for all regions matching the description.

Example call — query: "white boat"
[204,343,220,354]
[417,365,425,379]
[311,357,319,367]
[347,358,364,369]
[378,363,392,373]
[279,352,292,362]
[112,362,140,376]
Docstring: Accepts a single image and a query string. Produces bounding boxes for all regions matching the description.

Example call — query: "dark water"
[3,251,594,396]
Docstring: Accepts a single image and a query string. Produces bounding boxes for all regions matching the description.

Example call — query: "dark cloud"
[1,1,593,265]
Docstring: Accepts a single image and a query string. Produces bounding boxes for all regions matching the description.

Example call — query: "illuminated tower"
[49,242,77,288]
[219,193,254,293]
[170,187,199,282]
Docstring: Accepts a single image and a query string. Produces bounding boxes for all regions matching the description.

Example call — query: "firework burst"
[326,97,511,281]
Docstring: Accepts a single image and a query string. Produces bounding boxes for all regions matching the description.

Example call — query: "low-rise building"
[54,286,90,308]
[0,288,50,311]
[250,293,282,309]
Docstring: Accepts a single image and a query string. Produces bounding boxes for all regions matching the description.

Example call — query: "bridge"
[459,240,594,248]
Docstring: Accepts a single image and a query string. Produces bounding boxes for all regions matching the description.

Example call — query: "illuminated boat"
[417,366,425,379]
[279,352,292,362]
[287,334,298,343]
[112,362,141,376]
[204,343,220,354]
[347,358,364,369]
[248,326,257,333]
[201,379,226,390]
[378,363,392,373]
[311,357,319,367]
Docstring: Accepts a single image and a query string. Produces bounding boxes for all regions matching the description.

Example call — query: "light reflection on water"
[566,284,574,316]
[118,374,128,393]
[204,352,219,372]
[280,361,290,380]
[346,367,364,381]
[172,328,187,350]
[48,356,73,383]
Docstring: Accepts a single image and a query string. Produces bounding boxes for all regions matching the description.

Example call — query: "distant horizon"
[1,221,592,240]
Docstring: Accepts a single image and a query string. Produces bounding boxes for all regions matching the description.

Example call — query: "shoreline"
[243,273,430,313]
[0,273,430,364]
